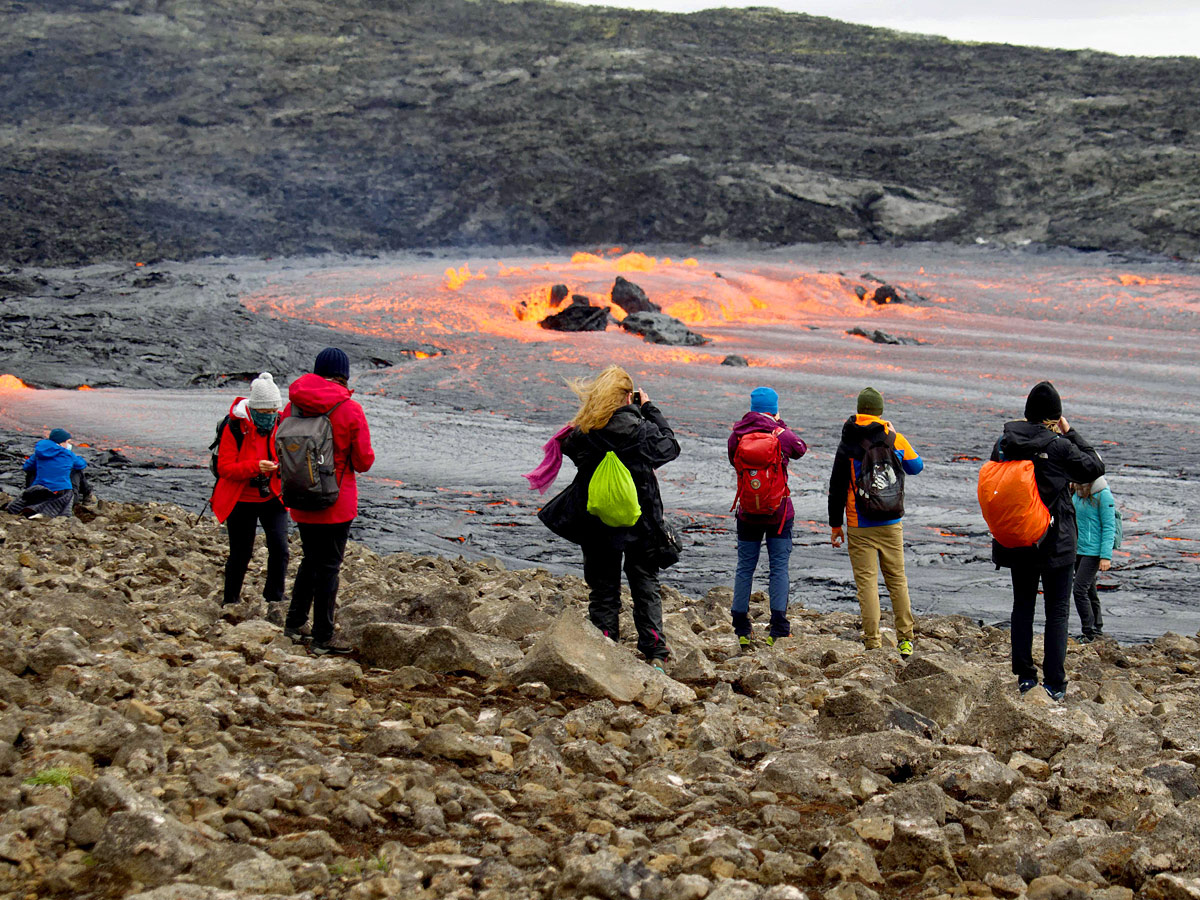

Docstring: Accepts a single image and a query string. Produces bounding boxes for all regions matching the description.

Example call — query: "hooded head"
[1024,381,1062,423]
[314,347,350,381]
[857,387,884,416]
[750,387,778,416]
[48,428,71,444]
[247,372,282,409]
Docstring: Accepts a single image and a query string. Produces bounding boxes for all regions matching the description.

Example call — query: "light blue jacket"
[1073,477,1116,559]
[23,439,87,492]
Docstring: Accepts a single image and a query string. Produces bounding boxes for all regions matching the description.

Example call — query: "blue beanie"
[750,387,778,415]
[48,428,71,444]
[314,347,350,380]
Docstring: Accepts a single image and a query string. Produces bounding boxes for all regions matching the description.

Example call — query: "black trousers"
[1010,561,1073,692]
[581,541,668,661]
[1072,555,1104,637]
[223,498,289,605]
[286,521,352,645]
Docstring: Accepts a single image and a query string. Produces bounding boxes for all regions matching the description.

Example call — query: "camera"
[252,474,271,497]
[631,390,643,405]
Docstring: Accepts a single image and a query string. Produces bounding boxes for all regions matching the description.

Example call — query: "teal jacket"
[1072,477,1116,559]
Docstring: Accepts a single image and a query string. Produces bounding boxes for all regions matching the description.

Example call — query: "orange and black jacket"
[828,414,923,528]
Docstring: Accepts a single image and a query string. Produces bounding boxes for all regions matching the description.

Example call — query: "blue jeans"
[732,517,793,636]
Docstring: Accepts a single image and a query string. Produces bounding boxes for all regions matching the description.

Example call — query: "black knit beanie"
[1024,381,1062,423]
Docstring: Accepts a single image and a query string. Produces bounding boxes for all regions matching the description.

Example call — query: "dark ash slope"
[2,0,1199,264]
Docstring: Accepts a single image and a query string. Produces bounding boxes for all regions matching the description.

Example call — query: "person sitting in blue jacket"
[1072,476,1117,642]
[6,428,91,519]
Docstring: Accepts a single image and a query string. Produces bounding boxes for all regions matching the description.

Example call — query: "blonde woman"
[537,365,680,669]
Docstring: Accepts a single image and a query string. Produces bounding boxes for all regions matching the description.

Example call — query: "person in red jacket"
[211,372,287,607]
[282,348,375,655]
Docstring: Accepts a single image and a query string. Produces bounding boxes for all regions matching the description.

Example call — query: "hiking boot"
[737,635,753,652]
[1043,684,1066,702]
[650,658,667,674]
[764,635,783,647]
[1077,633,1097,644]
[1018,679,1038,694]
[897,640,914,659]
[27,513,45,520]
[311,641,352,656]
[283,627,308,643]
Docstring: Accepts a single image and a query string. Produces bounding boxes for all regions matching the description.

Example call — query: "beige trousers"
[847,522,915,648]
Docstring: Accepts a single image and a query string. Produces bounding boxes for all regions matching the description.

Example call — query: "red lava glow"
[77,385,94,391]
[0,374,31,391]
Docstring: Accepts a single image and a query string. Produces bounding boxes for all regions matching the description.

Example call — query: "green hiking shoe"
[898,640,914,659]
[738,635,753,652]
[764,635,784,647]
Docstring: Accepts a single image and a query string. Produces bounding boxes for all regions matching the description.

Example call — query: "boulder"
[549,283,569,306]
[27,627,97,674]
[510,611,651,703]
[358,623,522,676]
[879,816,958,874]
[721,355,749,366]
[885,672,975,728]
[610,276,660,314]
[956,679,1102,760]
[817,686,939,739]
[540,304,609,332]
[93,810,207,886]
[620,311,710,346]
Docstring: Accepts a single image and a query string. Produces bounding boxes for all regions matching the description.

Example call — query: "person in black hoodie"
[538,365,680,668]
[991,381,1104,701]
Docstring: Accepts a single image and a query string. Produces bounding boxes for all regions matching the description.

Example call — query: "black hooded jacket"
[990,421,1105,568]
[539,402,681,547]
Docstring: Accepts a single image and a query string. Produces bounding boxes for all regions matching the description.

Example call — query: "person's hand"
[1057,415,1070,434]
[259,460,279,474]
[638,389,652,406]
[1099,558,1112,571]
[831,526,844,548]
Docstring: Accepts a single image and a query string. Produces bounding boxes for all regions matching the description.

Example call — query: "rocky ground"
[3,1,1200,266]
[2,500,1200,900]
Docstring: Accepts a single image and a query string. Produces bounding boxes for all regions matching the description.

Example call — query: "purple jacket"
[728,411,808,524]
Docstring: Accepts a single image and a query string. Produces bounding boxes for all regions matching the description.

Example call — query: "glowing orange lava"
[77,385,94,391]
[0,374,30,391]
[443,264,486,291]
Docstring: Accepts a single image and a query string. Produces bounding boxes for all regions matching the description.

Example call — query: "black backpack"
[275,400,346,510]
[855,431,905,518]
[208,416,244,478]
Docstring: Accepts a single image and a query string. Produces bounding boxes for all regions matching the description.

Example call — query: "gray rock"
[93,810,207,886]
[359,623,522,676]
[27,627,96,674]
[932,748,1025,802]
[540,304,610,332]
[224,853,295,894]
[510,611,651,703]
[620,311,710,346]
[878,816,957,874]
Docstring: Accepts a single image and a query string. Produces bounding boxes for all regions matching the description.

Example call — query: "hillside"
[2,0,1200,264]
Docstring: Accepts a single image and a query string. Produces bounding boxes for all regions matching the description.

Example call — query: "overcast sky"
[557,0,1200,57]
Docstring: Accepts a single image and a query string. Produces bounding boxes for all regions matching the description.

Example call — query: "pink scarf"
[524,424,573,494]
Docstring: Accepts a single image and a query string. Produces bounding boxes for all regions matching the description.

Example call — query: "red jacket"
[281,373,375,524]
[210,398,282,523]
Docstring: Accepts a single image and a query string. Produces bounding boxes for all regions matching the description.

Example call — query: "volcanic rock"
[620,311,710,346]
[610,276,660,314]
[358,623,523,675]
[549,283,570,306]
[510,610,653,702]
[539,303,610,332]
[721,355,750,366]
[846,326,921,345]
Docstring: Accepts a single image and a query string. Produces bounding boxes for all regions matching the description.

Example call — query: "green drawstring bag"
[587,451,642,527]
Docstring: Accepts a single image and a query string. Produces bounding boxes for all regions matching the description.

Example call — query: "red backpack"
[731,428,788,523]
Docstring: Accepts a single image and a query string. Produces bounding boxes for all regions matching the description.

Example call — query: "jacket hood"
[595,406,642,442]
[289,373,352,414]
[732,411,788,439]
[998,420,1058,460]
[1086,475,1110,493]
[33,439,73,461]
[840,413,891,444]
[229,397,250,419]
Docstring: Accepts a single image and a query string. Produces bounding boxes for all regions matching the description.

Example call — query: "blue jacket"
[23,439,87,492]
[1073,478,1116,559]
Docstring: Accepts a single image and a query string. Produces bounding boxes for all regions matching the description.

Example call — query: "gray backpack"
[275,400,346,510]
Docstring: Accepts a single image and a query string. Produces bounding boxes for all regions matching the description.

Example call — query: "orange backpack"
[977,460,1051,548]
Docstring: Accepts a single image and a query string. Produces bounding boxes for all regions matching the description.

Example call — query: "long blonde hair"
[568,365,633,433]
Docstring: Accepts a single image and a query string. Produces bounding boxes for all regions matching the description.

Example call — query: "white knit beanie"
[247,372,282,409]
